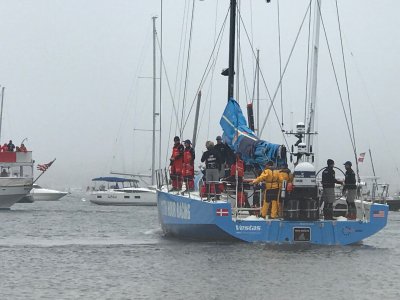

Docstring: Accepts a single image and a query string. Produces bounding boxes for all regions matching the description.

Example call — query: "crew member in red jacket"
[182,139,195,190]
[170,136,184,190]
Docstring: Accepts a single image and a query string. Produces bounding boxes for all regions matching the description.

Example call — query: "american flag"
[216,208,229,217]
[37,159,56,172]
[358,152,366,163]
[372,210,385,218]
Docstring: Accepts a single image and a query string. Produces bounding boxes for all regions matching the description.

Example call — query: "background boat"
[88,176,156,206]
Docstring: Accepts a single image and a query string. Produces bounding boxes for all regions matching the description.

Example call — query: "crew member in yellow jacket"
[251,161,280,219]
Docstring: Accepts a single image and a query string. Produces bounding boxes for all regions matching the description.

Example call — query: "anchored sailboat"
[156,0,388,245]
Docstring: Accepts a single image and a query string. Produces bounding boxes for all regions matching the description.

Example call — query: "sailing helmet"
[344,161,352,166]
[174,136,180,142]
[327,159,334,166]
[184,139,191,145]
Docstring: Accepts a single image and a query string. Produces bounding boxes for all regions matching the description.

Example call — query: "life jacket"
[170,144,184,174]
[230,158,244,177]
[183,147,194,176]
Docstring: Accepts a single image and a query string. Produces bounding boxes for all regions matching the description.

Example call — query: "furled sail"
[220,98,286,169]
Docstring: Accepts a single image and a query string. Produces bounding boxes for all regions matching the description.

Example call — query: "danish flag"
[216,208,229,216]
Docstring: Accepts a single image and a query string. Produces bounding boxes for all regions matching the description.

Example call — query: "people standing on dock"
[182,139,195,191]
[169,136,184,191]
[321,159,343,220]
[201,141,222,199]
[343,161,357,220]
[251,161,280,219]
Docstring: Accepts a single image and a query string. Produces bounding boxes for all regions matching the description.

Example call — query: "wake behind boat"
[88,176,156,206]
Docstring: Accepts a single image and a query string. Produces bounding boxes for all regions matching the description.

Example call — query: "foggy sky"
[0,0,399,192]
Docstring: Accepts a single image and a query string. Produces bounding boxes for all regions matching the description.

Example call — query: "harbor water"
[1,193,399,300]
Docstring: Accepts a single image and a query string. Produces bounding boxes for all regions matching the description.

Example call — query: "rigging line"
[109,23,152,171]
[317,1,356,152]
[349,50,400,178]
[239,46,251,103]
[183,18,227,132]
[335,0,359,179]
[181,7,230,131]
[235,6,293,148]
[174,0,190,135]
[204,0,220,141]
[156,36,180,130]
[159,0,163,170]
[179,0,197,137]
[304,0,312,126]
[250,0,255,77]
[251,51,257,104]
[277,0,284,127]
[258,1,312,136]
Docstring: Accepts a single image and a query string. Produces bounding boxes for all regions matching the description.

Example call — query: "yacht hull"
[157,190,388,245]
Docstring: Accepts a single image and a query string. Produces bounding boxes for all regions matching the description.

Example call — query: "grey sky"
[0,1,399,192]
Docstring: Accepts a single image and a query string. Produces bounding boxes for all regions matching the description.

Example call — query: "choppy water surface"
[1,193,400,300]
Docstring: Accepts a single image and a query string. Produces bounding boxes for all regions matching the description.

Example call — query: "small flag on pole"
[358,152,366,163]
[37,158,56,172]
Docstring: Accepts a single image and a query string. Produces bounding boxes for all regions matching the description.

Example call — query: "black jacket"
[201,148,221,170]
[322,167,341,188]
[344,168,357,190]
[214,143,231,164]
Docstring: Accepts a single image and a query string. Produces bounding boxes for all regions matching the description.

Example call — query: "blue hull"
[157,191,388,245]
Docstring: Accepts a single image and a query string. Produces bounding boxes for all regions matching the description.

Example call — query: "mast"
[227,0,237,100]
[192,91,202,149]
[369,148,378,200]
[305,0,322,155]
[151,16,157,186]
[0,87,4,142]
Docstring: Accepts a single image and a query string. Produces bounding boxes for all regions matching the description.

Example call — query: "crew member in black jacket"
[201,141,222,198]
[343,161,357,219]
[322,159,343,220]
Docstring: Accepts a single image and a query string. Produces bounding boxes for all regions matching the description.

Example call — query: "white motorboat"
[0,151,34,209]
[88,177,156,206]
[29,184,68,201]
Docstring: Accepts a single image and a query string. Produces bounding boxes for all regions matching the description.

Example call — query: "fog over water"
[0,1,399,192]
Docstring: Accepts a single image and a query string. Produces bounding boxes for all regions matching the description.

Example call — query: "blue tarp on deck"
[220,98,285,169]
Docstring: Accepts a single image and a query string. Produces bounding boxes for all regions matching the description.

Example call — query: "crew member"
[201,141,221,199]
[343,161,357,220]
[278,163,293,216]
[228,153,244,183]
[251,161,280,219]
[321,159,343,220]
[182,139,195,191]
[170,136,184,190]
[214,136,234,179]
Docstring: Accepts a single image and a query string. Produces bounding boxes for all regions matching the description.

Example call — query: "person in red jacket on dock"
[169,136,184,191]
[182,139,195,191]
